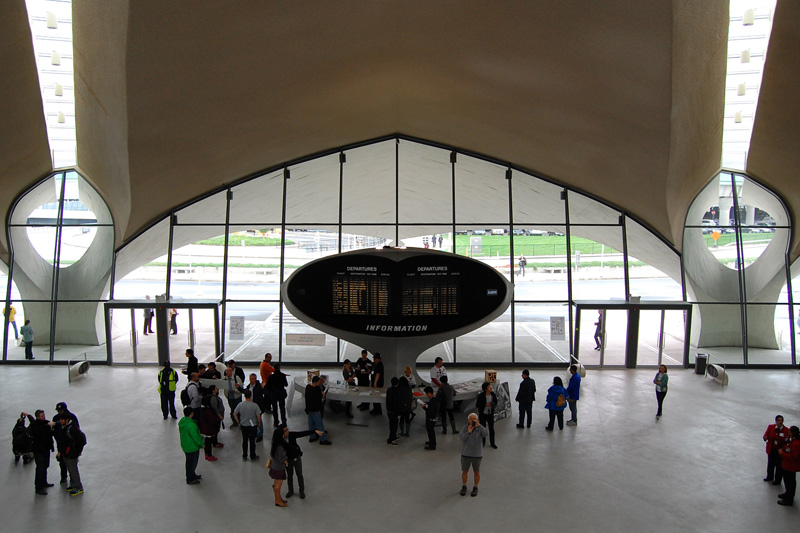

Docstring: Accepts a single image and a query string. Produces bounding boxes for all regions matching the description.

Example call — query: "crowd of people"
[763,415,800,506]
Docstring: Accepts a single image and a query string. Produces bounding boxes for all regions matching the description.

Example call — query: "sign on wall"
[550,316,566,341]
[229,316,245,340]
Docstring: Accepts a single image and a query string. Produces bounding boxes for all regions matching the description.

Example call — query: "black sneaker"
[471,486,478,497]
[319,440,332,445]
[36,490,48,496]
[460,485,467,496]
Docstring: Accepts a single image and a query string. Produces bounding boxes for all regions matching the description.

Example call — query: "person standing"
[58,414,86,496]
[422,386,440,450]
[566,365,581,426]
[764,415,790,485]
[223,366,244,427]
[269,426,289,507]
[28,410,55,496]
[186,372,202,415]
[53,402,79,485]
[143,296,154,335]
[430,357,447,387]
[397,376,414,437]
[341,359,357,418]
[20,319,34,360]
[169,308,178,334]
[475,382,498,448]
[438,375,457,434]
[305,376,331,445]
[653,365,669,420]
[517,254,527,277]
[185,348,198,376]
[245,373,267,441]
[260,353,275,388]
[233,390,261,461]
[3,301,19,341]
[515,369,536,429]
[369,353,384,415]
[283,424,322,499]
[354,349,373,410]
[178,407,203,485]
[158,361,179,420]
[459,413,489,497]
[545,376,568,431]
[385,377,400,445]
[268,363,289,426]
[778,426,800,506]
[199,386,224,462]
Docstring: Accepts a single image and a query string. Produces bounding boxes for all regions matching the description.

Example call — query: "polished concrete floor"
[1,364,798,532]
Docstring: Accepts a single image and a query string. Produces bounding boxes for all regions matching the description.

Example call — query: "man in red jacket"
[763,415,790,485]
[778,426,800,506]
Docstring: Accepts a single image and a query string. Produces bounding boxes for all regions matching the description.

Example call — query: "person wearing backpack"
[58,414,86,496]
[475,382,498,449]
[545,376,568,431]
[158,361,179,420]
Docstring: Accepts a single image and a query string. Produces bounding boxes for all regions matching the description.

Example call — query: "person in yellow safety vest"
[158,361,180,420]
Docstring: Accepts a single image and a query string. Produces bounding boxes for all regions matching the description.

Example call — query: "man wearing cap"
[53,402,79,485]
[58,413,86,495]
[369,353,384,415]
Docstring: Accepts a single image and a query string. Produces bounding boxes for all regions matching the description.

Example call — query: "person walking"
[178,407,203,485]
[517,254,527,277]
[233,390,261,461]
[515,369,536,428]
[169,308,178,334]
[20,319,34,359]
[566,365,581,426]
[143,296,154,335]
[653,365,669,420]
[544,376,568,431]
[764,415,790,484]
[158,361,179,420]
[3,301,19,341]
[778,426,800,506]
[459,413,489,497]
[593,310,603,350]
[28,410,55,495]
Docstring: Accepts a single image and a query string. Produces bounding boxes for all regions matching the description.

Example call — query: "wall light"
[734,111,743,123]
[743,9,755,26]
[51,50,61,65]
[55,83,63,96]
[740,49,751,63]
[737,83,746,96]
[57,111,65,123]
[46,12,57,29]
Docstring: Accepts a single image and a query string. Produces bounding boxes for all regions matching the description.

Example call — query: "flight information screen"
[400,278,459,316]
[332,276,390,316]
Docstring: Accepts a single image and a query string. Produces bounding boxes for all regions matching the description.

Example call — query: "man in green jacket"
[178,407,204,485]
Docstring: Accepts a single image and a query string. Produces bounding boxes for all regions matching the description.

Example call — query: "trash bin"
[695,354,708,375]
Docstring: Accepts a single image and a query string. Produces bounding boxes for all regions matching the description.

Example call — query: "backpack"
[556,393,566,408]
[70,427,87,455]
[180,382,196,406]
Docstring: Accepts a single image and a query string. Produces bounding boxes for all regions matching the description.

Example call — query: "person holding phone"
[459,413,488,497]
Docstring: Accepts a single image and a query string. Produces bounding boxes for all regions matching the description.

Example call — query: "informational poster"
[550,316,566,341]
[286,334,326,346]
[229,316,245,340]
[493,381,512,422]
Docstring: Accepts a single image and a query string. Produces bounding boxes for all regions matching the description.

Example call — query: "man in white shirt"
[430,357,447,387]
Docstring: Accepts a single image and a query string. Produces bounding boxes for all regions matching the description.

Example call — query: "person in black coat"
[422,387,440,450]
[245,373,267,441]
[476,382,498,449]
[385,377,400,445]
[268,364,289,427]
[29,410,55,495]
[515,370,536,429]
[52,402,79,484]
[397,376,414,437]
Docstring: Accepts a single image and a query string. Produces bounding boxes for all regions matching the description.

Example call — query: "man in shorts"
[459,412,488,497]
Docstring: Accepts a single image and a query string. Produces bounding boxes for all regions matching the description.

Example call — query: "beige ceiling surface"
[747,0,800,260]
[67,0,730,251]
[0,0,54,259]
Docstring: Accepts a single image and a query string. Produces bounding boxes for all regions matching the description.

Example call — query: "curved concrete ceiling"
[747,0,800,260]
[67,0,731,253]
[0,0,53,260]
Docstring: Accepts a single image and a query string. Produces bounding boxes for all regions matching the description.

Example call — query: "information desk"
[288,375,487,413]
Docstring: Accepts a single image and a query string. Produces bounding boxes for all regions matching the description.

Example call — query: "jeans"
[63,456,82,489]
[287,457,304,492]
[240,425,257,458]
[24,341,33,359]
[655,391,667,416]
[33,451,50,490]
[518,401,532,427]
[307,411,326,442]
[398,413,411,436]
[547,409,564,430]
[387,412,399,443]
[425,417,437,448]
[479,412,495,446]
[568,400,578,422]
[184,450,199,482]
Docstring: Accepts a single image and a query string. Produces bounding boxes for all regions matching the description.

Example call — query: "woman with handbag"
[544,376,568,431]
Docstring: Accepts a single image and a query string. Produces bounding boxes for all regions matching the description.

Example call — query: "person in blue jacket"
[545,376,568,431]
[566,365,581,426]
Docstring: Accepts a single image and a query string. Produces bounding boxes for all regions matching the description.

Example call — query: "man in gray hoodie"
[459,412,489,497]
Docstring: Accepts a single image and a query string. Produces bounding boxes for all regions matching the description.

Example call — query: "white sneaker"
[566,420,577,426]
